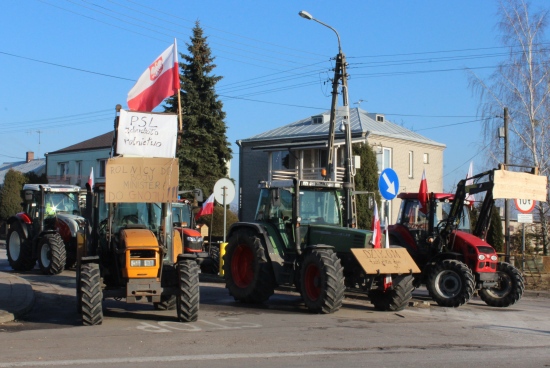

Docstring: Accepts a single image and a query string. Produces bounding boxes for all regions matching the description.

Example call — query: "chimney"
[26,151,34,163]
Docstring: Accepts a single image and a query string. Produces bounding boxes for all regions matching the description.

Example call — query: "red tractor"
[6,184,86,275]
[172,199,218,273]
[388,168,544,308]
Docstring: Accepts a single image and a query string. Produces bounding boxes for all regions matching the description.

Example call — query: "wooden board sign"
[105,156,179,203]
[351,248,421,275]
[493,170,547,202]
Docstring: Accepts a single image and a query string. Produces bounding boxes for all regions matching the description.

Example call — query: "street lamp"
[298,10,355,227]
[298,11,342,53]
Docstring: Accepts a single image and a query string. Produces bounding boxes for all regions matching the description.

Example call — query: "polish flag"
[127,40,180,112]
[195,193,215,220]
[418,169,428,215]
[86,167,94,191]
[370,201,381,248]
[465,161,475,205]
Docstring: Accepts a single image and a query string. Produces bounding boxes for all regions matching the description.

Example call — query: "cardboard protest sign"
[105,157,179,203]
[116,109,177,158]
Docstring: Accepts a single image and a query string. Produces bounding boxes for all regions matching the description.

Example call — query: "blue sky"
[1,0,547,193]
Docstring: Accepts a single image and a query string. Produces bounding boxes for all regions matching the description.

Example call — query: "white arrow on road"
[382,172,396,195]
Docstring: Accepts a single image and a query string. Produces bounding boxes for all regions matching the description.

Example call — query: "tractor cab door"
[255,187,294,251]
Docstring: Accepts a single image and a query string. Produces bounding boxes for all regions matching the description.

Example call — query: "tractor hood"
[56,213,87,238]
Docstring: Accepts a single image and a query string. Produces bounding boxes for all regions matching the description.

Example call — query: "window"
[376,147,392,173]
[408,151,414,178]
[75,161,82,184]
[271,151,290,170]
[423,153,430,164]
[376,115,384,122]
[98,159,107,178]
[58,162,68,179]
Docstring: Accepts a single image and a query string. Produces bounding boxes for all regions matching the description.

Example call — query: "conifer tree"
[353,143,382,229]
[0,169,27,220]
[165,22,232,199]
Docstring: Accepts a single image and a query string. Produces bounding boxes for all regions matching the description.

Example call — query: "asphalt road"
[0,252,549,367]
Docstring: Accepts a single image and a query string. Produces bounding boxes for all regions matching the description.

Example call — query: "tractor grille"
[130,250,156,259]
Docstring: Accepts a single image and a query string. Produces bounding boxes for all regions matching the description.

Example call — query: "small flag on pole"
[383,216,392,288]
[465,161,475,204]
[86,167,94,191]
[127,40,180,112]
[195,193,215,220]
[418,169,428,215]
[370,201,381,248]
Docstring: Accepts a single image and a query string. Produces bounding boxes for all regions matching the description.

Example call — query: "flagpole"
[175,38,183,137]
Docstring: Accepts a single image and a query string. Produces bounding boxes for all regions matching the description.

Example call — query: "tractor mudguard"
[303,244,335,252]
[80,255,100,264]
[7,216,30,240]
[429,251,463,265]
[177,253,198,262]
[227,222,275,255]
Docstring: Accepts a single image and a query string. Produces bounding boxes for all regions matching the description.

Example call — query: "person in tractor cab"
[45,199,56,217]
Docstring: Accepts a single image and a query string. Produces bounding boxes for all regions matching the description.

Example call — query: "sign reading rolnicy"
[116,109,177,158]
[105,157,179,203]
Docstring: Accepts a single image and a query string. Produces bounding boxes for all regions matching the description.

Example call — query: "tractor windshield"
[299,189,341,226]
[397,199,471,232]
[112,202,162,234]
[45,192,80,215]
[172,203,192,227]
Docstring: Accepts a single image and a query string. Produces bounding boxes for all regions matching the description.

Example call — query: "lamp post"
[299,10,356,227]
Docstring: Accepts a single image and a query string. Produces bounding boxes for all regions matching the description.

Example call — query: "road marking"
[0,349,405,367]
[137,318,262,333]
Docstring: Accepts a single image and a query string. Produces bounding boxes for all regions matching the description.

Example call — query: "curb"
[0,273,35,323]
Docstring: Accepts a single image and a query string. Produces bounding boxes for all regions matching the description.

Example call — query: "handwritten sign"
[105,157,179,203]
[351,248,421,274]
[493,170,547,202]
[117,110,177,158]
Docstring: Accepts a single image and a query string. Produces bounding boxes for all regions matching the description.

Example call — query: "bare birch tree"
[469,0,550,255]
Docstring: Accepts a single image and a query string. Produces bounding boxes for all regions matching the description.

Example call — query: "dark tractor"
[223,179,419,314]
[6,184,86,275]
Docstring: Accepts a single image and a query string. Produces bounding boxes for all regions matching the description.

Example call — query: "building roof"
[48,131,114,154]
[0,158,46,185]
[240,107,445,148]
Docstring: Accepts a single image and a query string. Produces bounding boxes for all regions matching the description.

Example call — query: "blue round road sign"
[378,168,399,200]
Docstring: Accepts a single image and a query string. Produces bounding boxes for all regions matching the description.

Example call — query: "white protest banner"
[117,109,177,158]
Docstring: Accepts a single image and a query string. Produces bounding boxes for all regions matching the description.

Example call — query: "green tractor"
[223,178,419,313]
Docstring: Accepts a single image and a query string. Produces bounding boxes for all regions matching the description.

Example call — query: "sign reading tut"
[106,157,179,203]
[117,109,178,158]
[351,248,421,274]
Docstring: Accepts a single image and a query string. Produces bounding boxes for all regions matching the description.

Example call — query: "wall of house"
[45,148,111,187]
[368,134,444,224]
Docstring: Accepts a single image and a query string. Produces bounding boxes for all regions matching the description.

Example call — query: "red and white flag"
[86,167,94,191]
[418,169,428,215]
[127,40,180,112]
[370,200,381,248]
[383,216,392,288]
[195,193,215,220]
[465,161,475,204]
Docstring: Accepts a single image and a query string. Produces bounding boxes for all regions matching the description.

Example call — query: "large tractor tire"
[6,223,35,271]
[38,233,67,275]
[368,274,415,311]
[426,259,475,307]
[300,249,345,314]
[177,259,200,322]
[223,229,275,303]
[80,263,103,326]
[478,262,524,307]
[154,295,177,310]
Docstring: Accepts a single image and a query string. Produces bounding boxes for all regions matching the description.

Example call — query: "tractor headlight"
[130,259,156,267]
[478,254,486,261]
[186,236,203,242]
[490,255,498,261]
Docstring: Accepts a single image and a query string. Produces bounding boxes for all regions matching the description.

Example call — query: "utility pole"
[504,107,510,262]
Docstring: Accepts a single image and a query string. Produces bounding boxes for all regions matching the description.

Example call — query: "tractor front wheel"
[300,249,345,314]
[177,259,200,322]
[38,234,66,275]
[223,230,275,303]
[478,262,524,307]
[80,263,103,326]
[369,274,414,311]
[426,259,475,307]
[6,223,35,271]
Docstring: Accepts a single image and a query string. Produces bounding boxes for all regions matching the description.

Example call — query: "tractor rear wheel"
[426,259,475,307]
[479,262,524,307]
[6,223,35,271]
[80,263,103,326]
[38,234,66,275]
[177,259,200,322]
[223,230,275,303]
[300,249,345,314]
[369,274,414,311]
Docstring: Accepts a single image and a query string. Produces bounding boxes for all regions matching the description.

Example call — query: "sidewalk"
[0,241,35,323]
